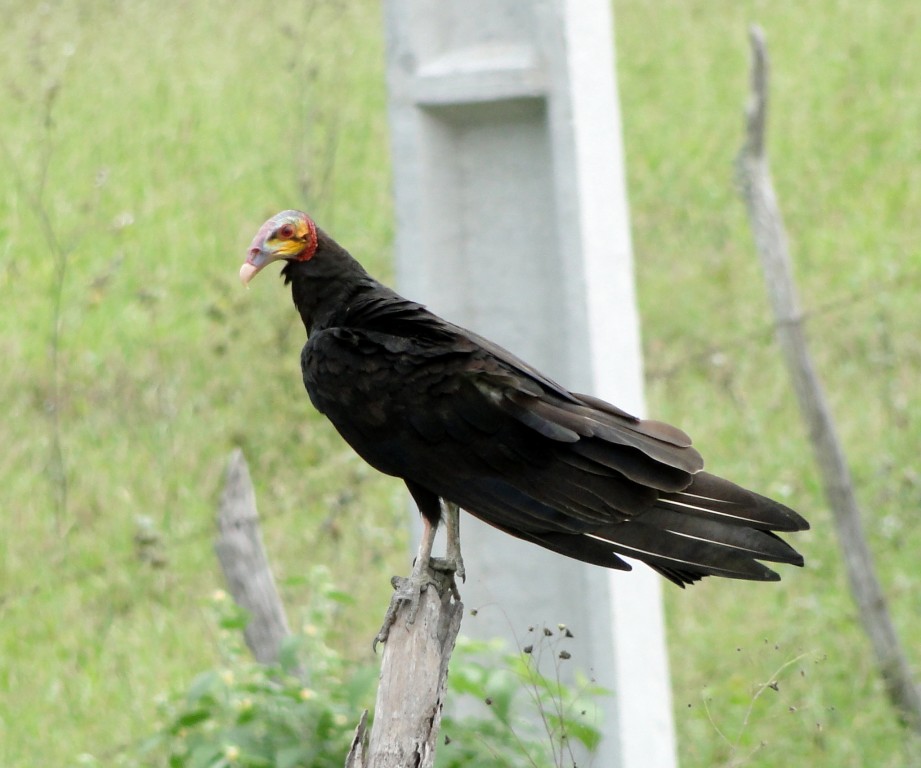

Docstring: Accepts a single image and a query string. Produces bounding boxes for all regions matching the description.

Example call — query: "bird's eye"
[277,224,295,239]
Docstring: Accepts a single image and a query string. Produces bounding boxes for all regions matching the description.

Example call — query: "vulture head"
[240,210,318,285]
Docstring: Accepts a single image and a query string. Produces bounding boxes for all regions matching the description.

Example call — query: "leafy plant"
[136,574,375,768]
[440,630,606,768]
[131,574,605,768]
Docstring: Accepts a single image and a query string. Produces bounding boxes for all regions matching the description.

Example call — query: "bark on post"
[345,567,463,768]
[215,448,292,665]
[736,24,921,733]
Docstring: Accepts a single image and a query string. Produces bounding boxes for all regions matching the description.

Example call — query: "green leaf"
[326,589,356,605]
[187,743,223,768]
[174,708,213,730]
[239,753,273,767]
[235,707,257,725]
[280,574,311,587]
[563,717,603,751]
[219,609,251,631]
[486,687,514,724]
[187,671,221,702]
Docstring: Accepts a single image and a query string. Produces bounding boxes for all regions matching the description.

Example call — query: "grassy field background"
[1,1,919,766]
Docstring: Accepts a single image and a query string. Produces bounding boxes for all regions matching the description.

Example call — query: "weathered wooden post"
[383,1,677,765]
[346,568,463,768]
[215,448,292,665]
[216,450,463,767]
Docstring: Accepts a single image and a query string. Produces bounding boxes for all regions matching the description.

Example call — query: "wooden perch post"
[345,567,463,768]
[215,450,463,765]
[736,24,921,733]
[215,448,292,665]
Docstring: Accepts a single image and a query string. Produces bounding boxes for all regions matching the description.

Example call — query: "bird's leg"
[373,514,439,651]
[408,513,437,593]
[434,500,465,583]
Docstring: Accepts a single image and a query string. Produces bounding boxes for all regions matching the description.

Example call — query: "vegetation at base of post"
[133,573,372,768]
[441,632,606,768]
[125,570,603,768]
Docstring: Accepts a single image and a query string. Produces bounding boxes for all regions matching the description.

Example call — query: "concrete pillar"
[383,2,677,765]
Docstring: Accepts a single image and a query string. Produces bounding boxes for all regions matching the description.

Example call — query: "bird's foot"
[430,556,463,599]
[373,567,436,652]
[372,558,461,652]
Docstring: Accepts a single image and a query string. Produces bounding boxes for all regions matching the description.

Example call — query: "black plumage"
[241,210,808,589]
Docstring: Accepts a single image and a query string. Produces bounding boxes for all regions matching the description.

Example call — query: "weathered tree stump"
[215,448,292,665]
[345,566,463,768]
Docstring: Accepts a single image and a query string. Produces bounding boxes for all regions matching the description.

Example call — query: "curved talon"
[372,572,437,651]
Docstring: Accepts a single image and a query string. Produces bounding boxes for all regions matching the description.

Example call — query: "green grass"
[1,0,919,766]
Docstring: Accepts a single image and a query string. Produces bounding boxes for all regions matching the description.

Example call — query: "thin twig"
[736,652,808,742]
[0,77,73,531]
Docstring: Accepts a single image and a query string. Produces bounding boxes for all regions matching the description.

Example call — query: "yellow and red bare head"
[240,210,318,285]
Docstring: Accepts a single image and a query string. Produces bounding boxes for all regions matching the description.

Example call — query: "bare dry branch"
[736,24,921,734]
